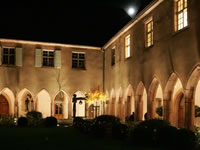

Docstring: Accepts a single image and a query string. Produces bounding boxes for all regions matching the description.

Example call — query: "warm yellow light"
[86,90,107,104]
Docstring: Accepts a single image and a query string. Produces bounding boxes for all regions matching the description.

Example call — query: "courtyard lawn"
[0,126,170,150]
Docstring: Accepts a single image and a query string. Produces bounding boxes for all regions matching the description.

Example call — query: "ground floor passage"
[1,66,200,130]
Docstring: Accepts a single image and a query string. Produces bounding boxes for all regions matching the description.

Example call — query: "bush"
[73,117,84,128]
[91,115,120,138]
[17,117,28,127]
[44,117,57,128]
[157,125,177,148]
[131,119,170,147]
[0,115,15,127]
[195,105,200,117]
[175,128,197,150]
[156,106,163,117]
[26,111,43,127]
[112,123,129,140]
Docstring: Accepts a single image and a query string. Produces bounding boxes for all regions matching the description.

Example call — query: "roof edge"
[103,0,164,50]
[0,38,102,50]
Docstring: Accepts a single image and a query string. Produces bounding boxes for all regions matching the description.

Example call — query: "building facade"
[0,0,200,130]
[103,0,200,130]
[0,39,103,119]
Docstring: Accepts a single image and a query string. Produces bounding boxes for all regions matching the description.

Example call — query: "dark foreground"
[0,126,171,150]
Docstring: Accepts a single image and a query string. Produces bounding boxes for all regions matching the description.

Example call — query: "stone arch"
[185,65,200,129]
[116,88,124,120]
[164,73,184,126]
[124,85,134,120]
[17,88,34,117]
[148,77,163,119]
[174,89,185,128]
[135,82,147,121]
[110,89,116,116]
[53,90,69,119]
[36,89,51,118]
[73,91,86,117]
[104,90,109,115]
[0,88,15,116]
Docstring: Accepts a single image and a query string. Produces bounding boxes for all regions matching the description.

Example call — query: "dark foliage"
[44,117,57,128]
[157,125,177,148]
[195,105,200,117]
[156,106,163,117]
[73,117,84,128]
[0,115,15,127]
[112,123,129,140]
[17,117,28,127]
[131,119,170,146]
[175,128,197,150]
[26,111,43,127]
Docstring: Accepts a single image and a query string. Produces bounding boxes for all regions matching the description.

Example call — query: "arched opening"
[54,91,69,119]
[36,89,51,118]
[174,90,185,128]
[195,80,200,127]
[117,88,124,120]
[148,78,163,119]
[110,90,116,116]
[135,82,147,121]
[0,88,15,116]
[0,95,9,115]
[124,85,134,120]
[73,91,86,117]
[17,89,34,117]
[164,73,184,127]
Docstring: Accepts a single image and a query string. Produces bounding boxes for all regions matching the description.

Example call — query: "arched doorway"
[0,95,9,115]
[54,91,64,119]
[135,82,147,121]
[174,91,185,128]
[124,85,134,120]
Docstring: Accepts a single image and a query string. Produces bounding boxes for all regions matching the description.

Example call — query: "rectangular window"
[111,47,115,66]
[72,52,85,69]
[42,50,54,67]
[125,35,130,58]
[175,0,188,31]
[145,19,153,47]
[2,47,15,65]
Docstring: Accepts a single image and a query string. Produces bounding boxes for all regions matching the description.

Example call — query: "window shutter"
[55,50,61,68]
[16,47,23,66]
[0,47,2,65]
[35,48,42,67]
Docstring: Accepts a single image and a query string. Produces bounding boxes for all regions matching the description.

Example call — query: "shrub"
[112,123,129,140]
[131,119,170,147]
[26,111,43,127]
[195,105,200,117]
[73,117,84,128]
[17,117,28,127]
[44,117,57,128]
[91,115,120,138]
[157,125,177,148]
[0,115,15,127]
[175,128,197,150]
[156,106,163,117]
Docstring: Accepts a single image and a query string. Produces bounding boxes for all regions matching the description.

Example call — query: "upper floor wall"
[0,39,103,96]
[103,0,200,91]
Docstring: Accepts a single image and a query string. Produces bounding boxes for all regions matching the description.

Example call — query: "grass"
[0,126,171,150]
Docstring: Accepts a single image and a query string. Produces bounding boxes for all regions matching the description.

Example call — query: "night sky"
[0,0,153,47]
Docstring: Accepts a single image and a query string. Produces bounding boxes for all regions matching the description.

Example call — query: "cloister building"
[0,0,200,130]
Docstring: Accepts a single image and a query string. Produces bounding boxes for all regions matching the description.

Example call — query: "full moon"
[128,7,135,16]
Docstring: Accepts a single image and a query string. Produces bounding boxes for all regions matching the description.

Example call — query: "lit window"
[145,19,153,47]
[42,50,54,67]
[72,52,85,69]
[125,35,131,58]
[175,0,188,31]
[111,47,115,66]
[2,47,15,65]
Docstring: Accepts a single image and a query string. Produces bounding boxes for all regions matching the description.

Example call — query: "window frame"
[72,52,86,69]
[111,47,115,66]
[42,49,55,67]
[145,18,154,48]
[2,47,16,66]
[125,35,131,59]
[174,0,188,31]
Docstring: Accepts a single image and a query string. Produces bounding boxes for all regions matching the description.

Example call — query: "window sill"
[172,26,189,37]
[72,67,86,71]
[145,44,154,50]
[125,56,132,61]
[0,65,16,68]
